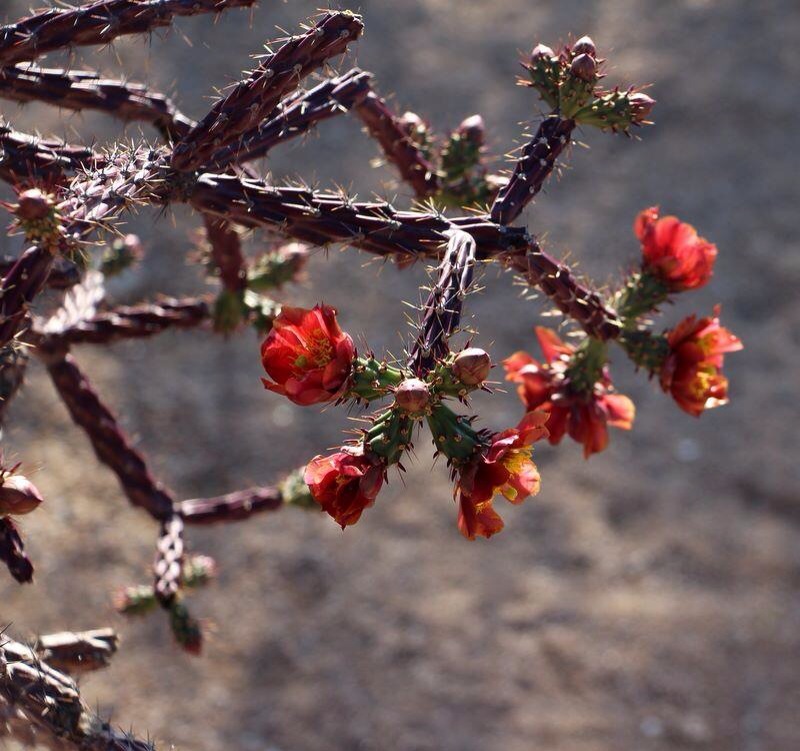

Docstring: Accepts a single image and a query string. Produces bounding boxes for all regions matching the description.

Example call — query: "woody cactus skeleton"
[0,0,741,682]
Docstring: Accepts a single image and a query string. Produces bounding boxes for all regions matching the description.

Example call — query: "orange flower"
[503,327,635,458]
[635,206,717,291]
[456,411,548,540]
[660,308,742,416]
[304,448,384,528]
[261,304,355,405]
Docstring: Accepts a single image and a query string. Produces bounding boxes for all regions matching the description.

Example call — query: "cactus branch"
[0,124,103,185]
[490,114,575,225]
[34,629,118,675]
[39,346,175,521]
[171,11,364,171]
[0,518,33,583]
[0,255,80,291]
[209,68,372,168]
[0,634,154,751]
[31,297,210,347]
[409,229,476,375]
[508,247,622,340]
[153,515,184,605]
[354,90,441,197]
[0,65,195,141]
[0,245,58,351]
[0,0,257,67]
[177,485,284,524]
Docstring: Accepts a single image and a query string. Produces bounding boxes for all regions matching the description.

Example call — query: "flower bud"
[0,475,43,517]
[530,43,555,62]
[398,111,429,145]
[572,35,596,57]
[183,555,217,588]
[113,584,157,616]
[570,53,597,82]
[394,378,431,415]
[452,348,491,385]
[169,599,203,656]
[629,92,656,123]
[100,234,143,276]
[277,242,309,278]
[456,114,485,148]
[16,188,52,221]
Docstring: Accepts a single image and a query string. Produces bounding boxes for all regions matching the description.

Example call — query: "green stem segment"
[618,330,670,373]
[426,404,483,464]
[614,272,669,324]
[348,356,405,402]
[566,336,607,395]
[364,408,414,465]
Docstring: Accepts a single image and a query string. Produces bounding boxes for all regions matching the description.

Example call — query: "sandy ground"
[2,1,800,749]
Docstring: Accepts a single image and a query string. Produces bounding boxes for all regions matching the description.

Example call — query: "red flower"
[660,308,742,416]
[261,304,355,405]
[635,206,717,291]
[456,411,548,540]
[304,447,385,528]
[503,327,635,458]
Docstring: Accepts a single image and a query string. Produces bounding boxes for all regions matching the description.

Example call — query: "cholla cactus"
[0,3,742,748]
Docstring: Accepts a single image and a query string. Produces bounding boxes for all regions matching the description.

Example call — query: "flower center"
[294,329,334,372]
[690,365,720,399]
[501,448,532,477]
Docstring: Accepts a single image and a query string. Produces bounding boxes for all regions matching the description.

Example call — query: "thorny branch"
[0,4,724,749]
[0,633,153,751]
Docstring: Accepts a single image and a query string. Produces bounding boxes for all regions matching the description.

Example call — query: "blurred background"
[2,1,800,749]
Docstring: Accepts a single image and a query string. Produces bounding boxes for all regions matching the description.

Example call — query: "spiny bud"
[0,475,43,517]
[183,554,217,588]
[398,111,430,149]
[247,242,309,291]
[281,466,318,509]
[16,188,52,222]
[100,234,143,277]
[452,348,491,386]
[394,378,431,415]
[277,242,309,276]
[213,288,244,334]
[570,53,597,82]
[169,599,203,656]
[572,35,596,57]
[531,43,555,61]
[456,115,486,148]
[113,584,157,616]
[629,92,656,122]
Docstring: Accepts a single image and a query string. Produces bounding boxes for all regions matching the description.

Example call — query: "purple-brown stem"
[354,91,440,198]
[508,246,622,340]
[39,345,175,521]
[0,254,80,290]
[490,114,575,225]
[34,629,118,674]
[208,68,372,169]
[171,11,364,171]
[0,65,195,141]
[0,125,103,186]
[203,217,247,293]
[0,517,33,583]
[409,229,476,375]
[0,635,154,751]
[187,172,531,260]
[31,297,210,347]
[0,0,257,67]
[178,485,284,524]
[0,245,57,351]
[154,514,184,604]
[0,347,28,425]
